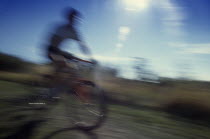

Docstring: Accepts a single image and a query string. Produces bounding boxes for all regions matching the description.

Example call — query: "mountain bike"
[38,55,108,131]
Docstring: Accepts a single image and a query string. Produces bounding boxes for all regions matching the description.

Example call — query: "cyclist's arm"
[78,40,92,56]
[74,29,95,62]
[75,32,92,58]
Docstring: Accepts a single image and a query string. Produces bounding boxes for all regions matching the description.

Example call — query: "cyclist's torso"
[47,24,81,74]
[48,24,80,49]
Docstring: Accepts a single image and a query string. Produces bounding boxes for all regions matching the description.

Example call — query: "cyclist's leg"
[49,48,91,102]
[47,48,68,89]
[72,83,92,103]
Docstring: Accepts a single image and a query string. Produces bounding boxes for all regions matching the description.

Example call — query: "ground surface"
[1,80,210,139]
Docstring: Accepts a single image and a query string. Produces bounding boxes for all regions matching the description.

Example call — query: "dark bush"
[165,100,210,121]
[0,52,28,72]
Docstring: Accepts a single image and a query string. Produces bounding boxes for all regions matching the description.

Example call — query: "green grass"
[2,68,210,108]
[0,80,33,97]
[109,104,210,139]
[0,71,44,88]
[100,78,210,109]
[1,80,210,138]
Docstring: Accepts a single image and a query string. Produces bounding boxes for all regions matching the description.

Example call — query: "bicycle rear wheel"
[64,81,107,131]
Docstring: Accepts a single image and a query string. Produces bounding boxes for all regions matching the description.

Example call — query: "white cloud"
[168,42,188,48]
[116,26,130,52]
[168,42,210,54]
[119,26,130,34]
[169,42,210,48]
[115,43,124,52]
[125,8,140,12]
[160,0,186,35]
[116,43,123,48]
[118,26,131,41]
[184,47,210,54]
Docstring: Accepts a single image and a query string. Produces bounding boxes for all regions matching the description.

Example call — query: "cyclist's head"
[64,8,81,25]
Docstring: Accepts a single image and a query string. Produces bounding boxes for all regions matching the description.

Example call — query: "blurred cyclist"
[46,8,93,70]
[45,8,95,101]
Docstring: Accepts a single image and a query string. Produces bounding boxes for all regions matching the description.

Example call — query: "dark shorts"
[47,45,74,61]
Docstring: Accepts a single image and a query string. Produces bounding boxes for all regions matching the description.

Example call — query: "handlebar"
[70,55,97,65]
[59,51,97,65]
[73,57,93,64]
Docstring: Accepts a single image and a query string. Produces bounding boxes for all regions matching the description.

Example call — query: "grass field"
[1,79,210,138]
[1,71,210,110]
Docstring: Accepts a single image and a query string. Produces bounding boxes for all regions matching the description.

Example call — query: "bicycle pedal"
[52,97,61,99]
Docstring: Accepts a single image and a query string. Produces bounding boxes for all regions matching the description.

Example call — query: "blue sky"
[0,0,210,80]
